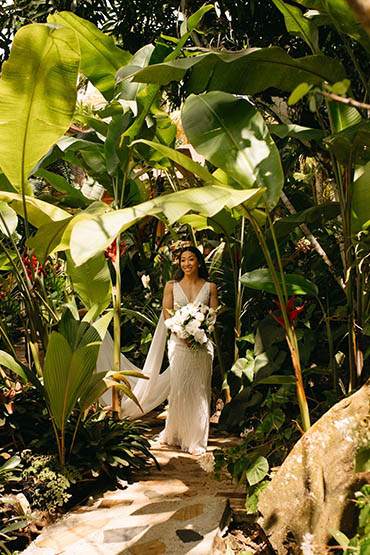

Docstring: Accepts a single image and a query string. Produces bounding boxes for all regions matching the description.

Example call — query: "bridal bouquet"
[165,303,218,349]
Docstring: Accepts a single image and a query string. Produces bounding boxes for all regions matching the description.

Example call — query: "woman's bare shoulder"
[209,281,217,290]
[164,280,175,290]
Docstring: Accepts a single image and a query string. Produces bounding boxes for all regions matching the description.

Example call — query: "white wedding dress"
[159,281,214,454]
[96,311,171,419]
[96,281,214,454]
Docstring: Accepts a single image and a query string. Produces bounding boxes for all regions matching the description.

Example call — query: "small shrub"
[70,409,159,481]
[21,451,81,513]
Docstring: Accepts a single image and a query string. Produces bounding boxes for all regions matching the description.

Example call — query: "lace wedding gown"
[159,280,214,454]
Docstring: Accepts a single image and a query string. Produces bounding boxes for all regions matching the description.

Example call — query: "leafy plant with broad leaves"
[214,386,300,513]
[0,310,142,466]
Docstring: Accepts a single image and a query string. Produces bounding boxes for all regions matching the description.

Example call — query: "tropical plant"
[0,7,269,420]
[70,409,159,480]
[128,0,370,399]
[0,310,118,465]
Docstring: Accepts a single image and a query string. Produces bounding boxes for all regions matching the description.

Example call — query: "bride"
[159,246,218,455]
[96,245,218,456]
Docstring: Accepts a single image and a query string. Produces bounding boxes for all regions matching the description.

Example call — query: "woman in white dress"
[159,246,218,456]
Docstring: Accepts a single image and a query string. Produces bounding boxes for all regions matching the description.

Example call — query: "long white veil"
[96,312,170,419]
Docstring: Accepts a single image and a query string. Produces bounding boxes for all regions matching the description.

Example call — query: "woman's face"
[180,250,199,277]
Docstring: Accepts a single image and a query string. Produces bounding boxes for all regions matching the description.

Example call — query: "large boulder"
[258,381,370,554]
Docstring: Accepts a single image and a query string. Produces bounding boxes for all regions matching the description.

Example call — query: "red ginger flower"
[270,295,305,329]
[104,240,128,263]
[22,250,47,279]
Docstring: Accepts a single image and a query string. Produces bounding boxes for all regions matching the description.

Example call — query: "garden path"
[22,411,244,555]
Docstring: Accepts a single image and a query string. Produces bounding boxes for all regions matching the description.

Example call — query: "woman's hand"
[178,335,191,347]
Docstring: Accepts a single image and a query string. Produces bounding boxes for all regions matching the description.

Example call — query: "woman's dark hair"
[173,246,209,281]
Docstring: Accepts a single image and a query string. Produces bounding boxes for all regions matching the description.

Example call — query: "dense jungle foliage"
[0,0,369,552]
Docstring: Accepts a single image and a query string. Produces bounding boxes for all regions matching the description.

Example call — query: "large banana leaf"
[0,192,69,227]
[66,252,112,315]
[0,24,80,195]
[115,44,156,104]
[48,11,131,101]
[69,185,265,266]
[241,268,318,296]
[35,168,91,209]
[324,121,370,166]
[131,139,224,184]
[128,47,346,95]
[272,0,319,53]
[0,202,17,236]
[295,0,370,53]
[269,123,325,143]
[182,92,284,209]
[27,201,112,262]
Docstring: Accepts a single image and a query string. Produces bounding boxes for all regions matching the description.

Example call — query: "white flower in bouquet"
[194,329,207,344]
[185,319,201,335]
[165,302,220,349]
[195,311,205,322]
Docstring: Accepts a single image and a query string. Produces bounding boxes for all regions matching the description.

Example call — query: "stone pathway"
[22,414,244,555]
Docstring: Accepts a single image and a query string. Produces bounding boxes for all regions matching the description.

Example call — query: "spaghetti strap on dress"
[159,281,214,454]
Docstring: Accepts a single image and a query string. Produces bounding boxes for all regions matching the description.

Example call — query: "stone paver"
[22,418,242,555]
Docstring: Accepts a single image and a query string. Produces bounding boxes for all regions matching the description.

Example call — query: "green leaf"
[120,308,157,328]
[66,252,112,314]
[246,480,269,514]
[295,0,370,53]
[246,456,269,486]
[324,121,370,166]
[35,168,90,208]
[131,139,221,184]
[48,11,131,101]
[130,47,346,95]
[269,123,324,142]
[288,82,313,105]
[104,113,132,176]
[187,5,214,32]
[0,350,43,393]
[26,217,72,263]
[272,0,319,53]
[0,190,70,229]
[0,170,16,193]
[0,23,80,195]
[352,162,370,233]
[327,101,362,134]
[257,375,296,385]
[0,455,21,474]
[329,528,350,548]
[240,268,318,296]
[230,357,255,382]
[355,448,370,473]
[69,185,264,265]
[78,371,110,411]
[73,113,109,136]
[115,44,155,104]
[43,329,101,430]
[0,202,18,236]
[26,201,108,262]
[182,92,284,209]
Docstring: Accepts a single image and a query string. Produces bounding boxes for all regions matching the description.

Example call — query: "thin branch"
[320,90,370,111]
[280,191,345,290]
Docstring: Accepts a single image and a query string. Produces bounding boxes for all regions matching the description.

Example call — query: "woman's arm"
[209,282,218,309]
[162,281,174,320]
